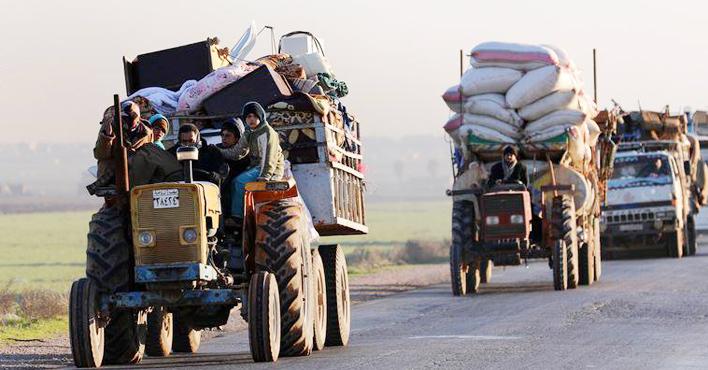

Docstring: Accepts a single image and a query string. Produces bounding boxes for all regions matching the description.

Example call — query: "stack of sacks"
[442,42,598,165]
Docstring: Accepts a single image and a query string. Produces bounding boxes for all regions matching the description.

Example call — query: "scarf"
[502,159,517,180]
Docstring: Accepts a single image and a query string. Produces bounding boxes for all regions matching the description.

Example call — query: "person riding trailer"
[217,102,285,220]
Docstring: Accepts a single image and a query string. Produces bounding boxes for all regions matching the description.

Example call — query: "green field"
[0,201,451,293]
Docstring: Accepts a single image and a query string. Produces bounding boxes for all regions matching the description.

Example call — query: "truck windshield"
[609,156,672,189]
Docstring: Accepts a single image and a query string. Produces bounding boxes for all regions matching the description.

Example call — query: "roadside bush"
[17,289,67,320]
[397,240,450,264]
[0,284,15,316]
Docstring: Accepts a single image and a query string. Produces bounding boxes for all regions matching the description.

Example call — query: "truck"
[601,110,708,258]
[69,31,365,367]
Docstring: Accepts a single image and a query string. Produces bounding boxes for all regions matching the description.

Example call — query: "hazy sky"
[1,0,707,144]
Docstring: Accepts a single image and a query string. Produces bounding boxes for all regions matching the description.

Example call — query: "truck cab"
[601,151,686,258]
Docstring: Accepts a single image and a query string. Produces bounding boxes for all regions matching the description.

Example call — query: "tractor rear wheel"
[146,308,172,357]
[248,271,280,362]
[551,195,579,289]
[85,205,146,365]
[552,240,568,291]
[311,249,328,351]
[69,278,104,368]
[172,313,201,353]
[255,199,314,356]
[579,242,595,286]
[319,244,351,347]
[687,215,697,256]
[450,201,474,296]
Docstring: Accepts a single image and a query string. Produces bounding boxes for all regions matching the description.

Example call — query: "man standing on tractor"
[487,146,528,187]
[217,101,285,220]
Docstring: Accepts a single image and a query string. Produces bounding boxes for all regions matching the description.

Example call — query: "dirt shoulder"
[0,263,448,369]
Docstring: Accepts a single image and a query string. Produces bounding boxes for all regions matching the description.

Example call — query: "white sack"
[442,85,465,113]
[460,67,523,96]
[459,124,517,144]
[567,124,587,166]
[464,114,522,139]
[586,119,601,146]
[518,90,577,121]
[506,65,576,109]
[470,41,560,71]
[524,109,586,134]
[464,94,523,126]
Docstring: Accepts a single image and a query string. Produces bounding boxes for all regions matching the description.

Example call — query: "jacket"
[487,161,528,187]
[169,138,227,185]
[218,103,284,180]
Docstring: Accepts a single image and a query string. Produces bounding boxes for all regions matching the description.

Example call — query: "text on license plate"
[619,224,643,231]
[153,189,179,209]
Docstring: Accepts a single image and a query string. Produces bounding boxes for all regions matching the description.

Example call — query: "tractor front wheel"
[311,249,328,351]
[69,278,105,368]
[146,308,172,357]
[319,244,351,347]
[248,271,281,362]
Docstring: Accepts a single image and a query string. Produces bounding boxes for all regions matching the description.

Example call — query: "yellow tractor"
[69,97,351,367]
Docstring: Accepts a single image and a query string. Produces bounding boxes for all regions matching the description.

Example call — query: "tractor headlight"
[510,215,524,224]
[137,231,155,247]
[182,228,198,244]
[486,216,500,225]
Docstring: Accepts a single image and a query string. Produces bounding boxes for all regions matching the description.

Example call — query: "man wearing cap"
[217,101,284,219]
[169,123,227,185]
[487,146,527,187]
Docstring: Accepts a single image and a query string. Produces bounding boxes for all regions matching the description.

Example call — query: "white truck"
[601,149,691,258]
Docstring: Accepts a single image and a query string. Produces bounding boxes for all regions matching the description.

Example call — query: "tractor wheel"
[70,278,105,368]
[146,308,172,357]
[248,271,280,363]
[480,259,493,284]
[465,261,481,294]
[579,242,595,286]
[667,231,684,258]
[552,240,568,291]
[255,199,314,356]
[593,217,602,281]
[319,244,351,347]
[311,249,328,351]
[85,205,146,365]
[172,313,201,353]
[450,201,474,296]
[687,215,697,256]
[551,195,579,289]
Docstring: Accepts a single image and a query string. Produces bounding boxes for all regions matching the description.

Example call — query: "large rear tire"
[255,199,314,356]
[687,215,697,256]
[70,278,105,368]
[319,244,351,347]
[552,240,568,291]
[311,249,328,351]
[450,201,474,296]
[85,206,146,365]
[579,242,595,286]
[551,195,579,289]
[248,271,280,363]
[172,313,201,353]
[146,308,172,357]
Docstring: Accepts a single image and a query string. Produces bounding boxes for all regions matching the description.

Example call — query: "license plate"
[153,189,179,209]
[619,224,643,231]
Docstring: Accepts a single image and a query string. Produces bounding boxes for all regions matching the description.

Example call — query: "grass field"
[0,201,451,293]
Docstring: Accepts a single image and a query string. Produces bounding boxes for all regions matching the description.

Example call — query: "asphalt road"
[107,244,708,370]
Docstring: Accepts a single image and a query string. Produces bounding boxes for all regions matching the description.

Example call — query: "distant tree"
[393,159,405,181]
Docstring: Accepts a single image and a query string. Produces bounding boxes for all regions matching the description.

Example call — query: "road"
[107,245,708,370]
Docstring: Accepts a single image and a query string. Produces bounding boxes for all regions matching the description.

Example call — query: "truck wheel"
[451,201,474,296]
[85,206,146,365]
[552,195,579,289]
[146,308,172,357]
[255,199,314,356]
[687,215,697,256]
[552,240,568,291]
[593,217,602,281]
[311,249,327,351]
[319,244,351,347]
[248,271,280,362]
[579,242,595,286]
[466,261,481,294]
[667,231,684,258]
[172,313,201,353]
[70,278,105,368]
[480,259,493,284]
